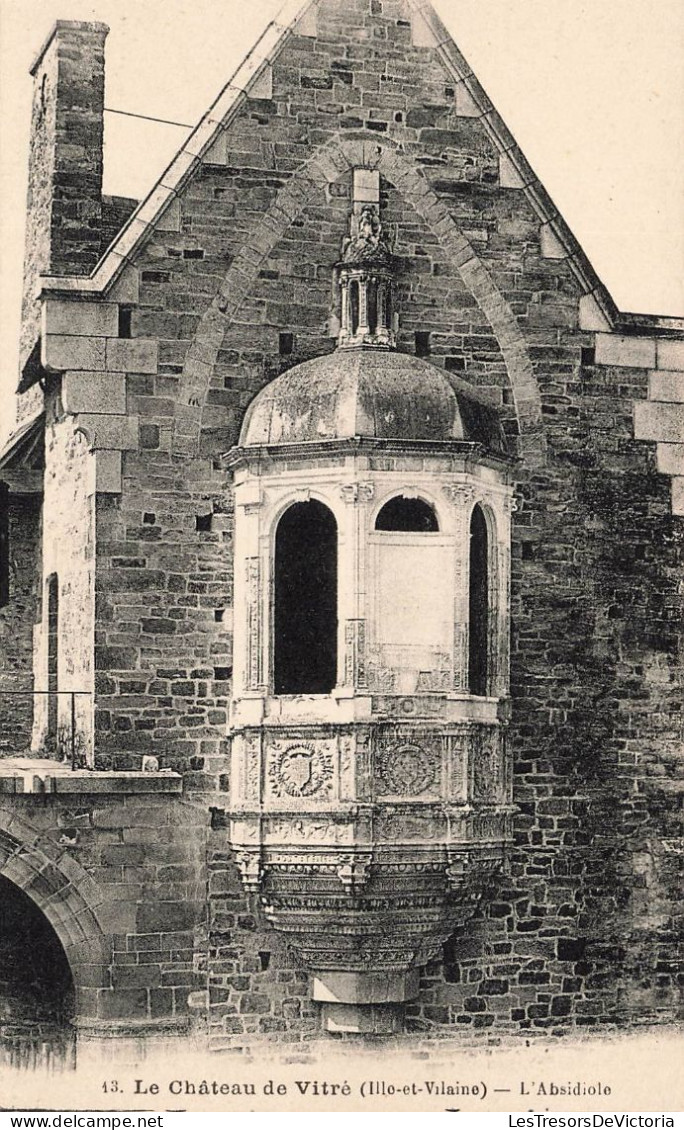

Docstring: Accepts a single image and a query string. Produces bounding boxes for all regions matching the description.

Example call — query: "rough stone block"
[63,371,127,415]
[43,300,119,338]
[595,333,656,369]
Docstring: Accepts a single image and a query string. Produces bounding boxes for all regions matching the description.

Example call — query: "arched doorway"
[273,500,338,694]
[0,875,76,1068]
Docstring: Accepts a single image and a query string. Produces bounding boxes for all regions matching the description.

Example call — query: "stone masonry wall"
[0,495,41,755]
[16,0,682,1047]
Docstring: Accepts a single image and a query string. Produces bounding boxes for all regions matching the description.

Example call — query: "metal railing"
[0,690,93,770]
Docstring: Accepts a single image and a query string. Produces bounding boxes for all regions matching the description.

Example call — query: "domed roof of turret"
[239,348,510,455]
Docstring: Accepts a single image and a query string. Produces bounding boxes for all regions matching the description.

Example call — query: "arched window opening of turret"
[468,504,489,696]
[375,495,439,533]
[350,281,360,335]
[368,281,378,333]
[274,500,338,695]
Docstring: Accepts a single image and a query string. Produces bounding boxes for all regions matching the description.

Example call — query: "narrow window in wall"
[0,482,9,607]
[468,505,489,696]
[274,500,337,695]
[118,306,132,339]
[46,573,59,746]
[415,331,430,357]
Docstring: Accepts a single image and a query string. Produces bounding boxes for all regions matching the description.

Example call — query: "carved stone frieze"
[443,483,475,506]
[235,850,263,890]
[264,817,353,844]
[344,618,367,687]
[245,556,263,690]
[416,652,452,693]
[470,725,502,804]
[371,695,447,718]
[365,649,396,693]
[336,854,371,888]
[340,481,375,504]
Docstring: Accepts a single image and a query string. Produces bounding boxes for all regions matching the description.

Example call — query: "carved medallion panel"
[266,738,335,803]
[373,728,443,799]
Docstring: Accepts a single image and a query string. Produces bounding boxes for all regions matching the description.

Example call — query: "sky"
[0,0,683,447]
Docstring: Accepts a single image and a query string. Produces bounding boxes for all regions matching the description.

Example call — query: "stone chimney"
[20,21,109,371]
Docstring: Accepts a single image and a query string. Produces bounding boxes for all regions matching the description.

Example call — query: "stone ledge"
[0,761,182,795]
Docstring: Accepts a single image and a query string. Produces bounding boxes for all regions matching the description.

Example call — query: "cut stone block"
[499,151,526,189]
[579,293,611,332]
[540,224,566,260]
[672,477,684,516]
[250,64,273,100]
[107,268,140,305]
[411,9,441,48]
[595,333,656,369]
[352,168,380,206]
[656,339,684,372]
[633,400,684,444]
[43,334,106,372]
[656,443,684,477]
[203,132,228,165]
[74,413,138,451]
[649,370,684,403]
[295,5,317,36]
[95,450,123,493]
[43,300,119,338]
[106,339,158,374]
[63,371,127,415]
[455,84,480,118]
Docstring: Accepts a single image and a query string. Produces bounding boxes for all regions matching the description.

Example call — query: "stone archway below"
[0,808,109,1025]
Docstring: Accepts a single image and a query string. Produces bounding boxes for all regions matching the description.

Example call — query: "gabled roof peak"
[32,0,678,336]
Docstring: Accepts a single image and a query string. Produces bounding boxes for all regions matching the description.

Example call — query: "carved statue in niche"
[341,204,395,266]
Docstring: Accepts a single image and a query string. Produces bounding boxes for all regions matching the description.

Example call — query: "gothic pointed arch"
[172,136,542,462]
